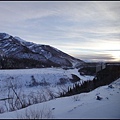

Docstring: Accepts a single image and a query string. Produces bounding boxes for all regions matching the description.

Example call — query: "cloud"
[0,1,119,34]
[0,1,120,62]
[0,1,57,21]
[73,53,116,62]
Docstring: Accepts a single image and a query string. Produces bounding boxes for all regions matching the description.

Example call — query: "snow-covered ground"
[0,68,94,96]
[0,77,120,119]
[0,68,94,113]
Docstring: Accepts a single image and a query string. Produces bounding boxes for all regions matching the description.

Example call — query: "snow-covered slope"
[0,68,94,99]
[0,33,84,68]
[0,77,119,119]
[0,68,94,115]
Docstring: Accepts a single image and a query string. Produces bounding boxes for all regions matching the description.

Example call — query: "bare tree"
[0,106,5,114]
[45,87,56,100]
[16,105,53,119]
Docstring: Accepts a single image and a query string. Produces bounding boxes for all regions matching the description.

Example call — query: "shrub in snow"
[96,96,103,100]
[108,85,114,89]
[106,97,109,100]
[52,108,55,110]
[0,106,5,114]
[72,95,80,101]
[29,75,38,87]
[16,106,53,119]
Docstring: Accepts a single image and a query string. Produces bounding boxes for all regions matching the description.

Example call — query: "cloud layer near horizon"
[0,1,120,62]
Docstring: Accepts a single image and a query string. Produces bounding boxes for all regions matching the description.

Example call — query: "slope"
[0,77,119,119]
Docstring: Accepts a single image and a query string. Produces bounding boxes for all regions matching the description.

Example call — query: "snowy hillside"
[0,77,120,119]
[0,68,94,97]
[0,68,94,113]
[0,33,84,68]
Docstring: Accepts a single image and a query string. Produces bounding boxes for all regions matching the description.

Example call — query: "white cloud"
[0,1,120,62]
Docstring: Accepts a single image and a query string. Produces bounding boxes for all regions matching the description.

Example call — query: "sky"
[0,1,120,62]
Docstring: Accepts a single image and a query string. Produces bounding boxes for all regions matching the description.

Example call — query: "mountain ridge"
[0,33,84,69]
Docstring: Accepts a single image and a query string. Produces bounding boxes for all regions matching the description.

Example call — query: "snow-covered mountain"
[0,33,84,68]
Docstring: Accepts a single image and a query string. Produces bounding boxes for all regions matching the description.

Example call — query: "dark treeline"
[0,55,61,69]
[60,65,120,97]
